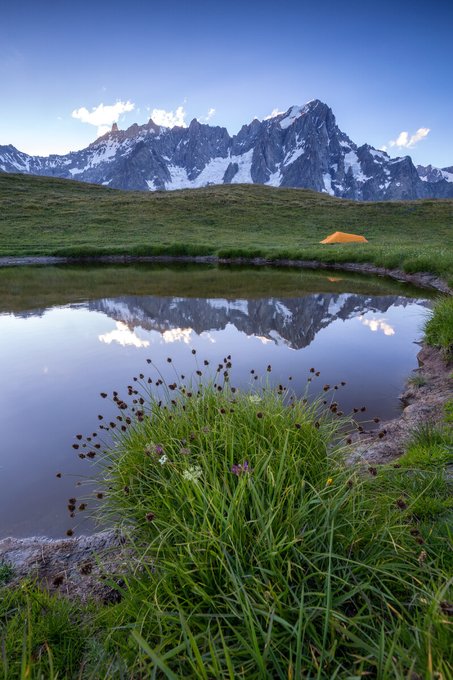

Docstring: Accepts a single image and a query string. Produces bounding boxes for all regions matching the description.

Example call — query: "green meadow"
[1,173,453,284]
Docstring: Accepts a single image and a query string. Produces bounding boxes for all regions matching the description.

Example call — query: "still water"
[0,264,432,538]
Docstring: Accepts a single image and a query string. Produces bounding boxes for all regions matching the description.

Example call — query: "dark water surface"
[0,264,432,538]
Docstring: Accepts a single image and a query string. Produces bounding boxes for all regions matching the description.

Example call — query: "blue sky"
[1,0,452,167]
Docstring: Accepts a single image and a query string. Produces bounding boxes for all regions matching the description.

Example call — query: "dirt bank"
[0,530,131,602]
[347,344,452,465]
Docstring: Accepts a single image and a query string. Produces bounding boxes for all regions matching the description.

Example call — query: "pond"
[0,264,433,538]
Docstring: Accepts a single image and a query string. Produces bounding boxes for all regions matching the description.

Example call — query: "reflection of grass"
[0,262,431,314]
[1,174,453,285]
[1,376,452,677]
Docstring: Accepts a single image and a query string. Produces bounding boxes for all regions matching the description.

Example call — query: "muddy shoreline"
[0,254,451,294]
[1,256,451,598]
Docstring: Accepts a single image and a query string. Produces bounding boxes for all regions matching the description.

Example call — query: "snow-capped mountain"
[1,100,452,200]
[416,164,453,189]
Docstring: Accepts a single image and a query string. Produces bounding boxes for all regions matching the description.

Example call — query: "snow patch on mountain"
[230,149,254,183]
[322,173,334,195]
[266,168,282,187]
[283,141,306,166]
[279,106,304,129]
[344,150,369,183]
[369,148,387,161]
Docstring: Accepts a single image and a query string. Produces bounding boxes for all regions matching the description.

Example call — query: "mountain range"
[1,100,452,201]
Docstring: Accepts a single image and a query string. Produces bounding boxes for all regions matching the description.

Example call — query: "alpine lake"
[0,263,434,538]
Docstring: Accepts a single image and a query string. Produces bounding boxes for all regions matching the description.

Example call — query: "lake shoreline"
[347,342,452,466]
[0,253,451,294]
[1,341,451,599]
[1,257,451,598]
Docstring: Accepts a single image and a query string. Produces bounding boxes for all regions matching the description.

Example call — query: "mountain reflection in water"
[85,292,424,351]
[0,277,430,538]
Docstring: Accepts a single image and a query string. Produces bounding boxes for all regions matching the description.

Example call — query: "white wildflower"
[183,465,203,481]
[158,454,168,465]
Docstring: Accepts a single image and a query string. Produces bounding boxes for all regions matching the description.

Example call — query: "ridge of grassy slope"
[1,173,453,284]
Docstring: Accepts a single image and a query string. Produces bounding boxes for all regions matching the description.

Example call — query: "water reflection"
[0,266,431,539]
[84,292,419,351]
[99,321,151,348]
[359,316,395,336]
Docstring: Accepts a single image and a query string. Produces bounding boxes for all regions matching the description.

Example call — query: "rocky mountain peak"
[0,99,451,200]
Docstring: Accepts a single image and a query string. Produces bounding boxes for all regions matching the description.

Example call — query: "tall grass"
[1,365,451,678]
[0,583,88,679]
[84,369,452,679]
[425,296,453,356]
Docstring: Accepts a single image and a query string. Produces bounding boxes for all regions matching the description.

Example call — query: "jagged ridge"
[1,100,452,200]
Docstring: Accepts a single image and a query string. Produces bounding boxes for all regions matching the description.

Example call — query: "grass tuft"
[0,582,88,678]
[398,422,453,470]
[85,377,452,678]
[0,561,14,586]
[425,296,453,356]
[1,364,451,678]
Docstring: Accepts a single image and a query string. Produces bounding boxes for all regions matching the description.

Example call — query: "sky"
[0,0,452,168]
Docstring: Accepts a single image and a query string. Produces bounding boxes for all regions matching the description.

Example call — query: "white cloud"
[204,107,216,122]
[72,100,135,136]
[149,105,187,128]
[264,108,284,120]
[388,127,430,149]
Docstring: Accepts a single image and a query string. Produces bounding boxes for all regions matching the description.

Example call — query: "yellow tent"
[320,231,368,244]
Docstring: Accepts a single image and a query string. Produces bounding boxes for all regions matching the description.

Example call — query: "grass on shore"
[425,295,453,356]
[1,364,451,678]
[1,173,453,285]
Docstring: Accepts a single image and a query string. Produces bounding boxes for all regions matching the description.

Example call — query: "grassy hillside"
[1,173,452,281]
